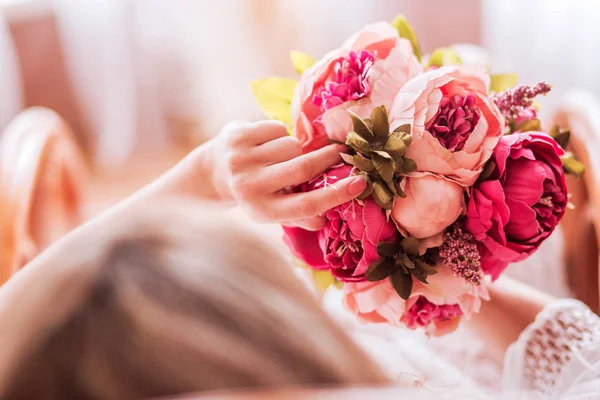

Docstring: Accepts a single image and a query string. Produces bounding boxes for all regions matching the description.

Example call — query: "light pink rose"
[292,22,422,152]
[391,175,465,239]
[388,65,504,186]
[343,264,488,336]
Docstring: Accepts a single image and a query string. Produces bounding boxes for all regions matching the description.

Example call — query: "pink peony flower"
[343,264,488,336]
[292,22,422,152]
[391,175,465,239]
[283,165,397,282]
[401,296,463,336]
[388,65,504,186]
[465,132,568,279]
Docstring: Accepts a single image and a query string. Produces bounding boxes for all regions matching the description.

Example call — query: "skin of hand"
[101,120,366,231]
[202,120,367,230]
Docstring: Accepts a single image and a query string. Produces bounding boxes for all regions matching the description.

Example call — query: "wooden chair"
[0,107,86,284]
[552,90,600,313]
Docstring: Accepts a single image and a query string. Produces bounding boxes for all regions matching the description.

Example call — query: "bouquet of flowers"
[251,15,584,336]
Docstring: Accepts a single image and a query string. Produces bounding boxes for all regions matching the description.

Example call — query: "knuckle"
[229,175,253,200]
[222,121,251,147]
[225,151,243,174]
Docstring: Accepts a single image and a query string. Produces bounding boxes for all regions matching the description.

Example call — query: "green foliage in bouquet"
[392,15,422,61]
[290,51,316,74]
[489,73,519,94]
[250,78,297,134]
[426,47,463,68]
[548,124,585,177]
[366,237,437,300]
[342,106,416,210]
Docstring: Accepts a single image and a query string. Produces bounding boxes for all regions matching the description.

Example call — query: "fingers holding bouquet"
[214,120,366,230]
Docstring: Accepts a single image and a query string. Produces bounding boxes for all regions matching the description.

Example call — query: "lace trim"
[520,300,600,394]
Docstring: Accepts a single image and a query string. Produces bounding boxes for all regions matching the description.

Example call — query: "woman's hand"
[209,120,366,230]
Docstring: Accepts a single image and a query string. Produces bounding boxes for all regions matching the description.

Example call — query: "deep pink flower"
[465,132,568,279]
[429,93,481,152]
[283,165,397,282]
[312,50,374,111]
[402,296,463,332]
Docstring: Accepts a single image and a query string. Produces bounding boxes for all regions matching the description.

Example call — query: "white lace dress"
[503,299,600,399]
[325,292,600,398]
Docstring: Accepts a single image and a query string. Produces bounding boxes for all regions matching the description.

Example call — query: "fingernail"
[347,176,367,196]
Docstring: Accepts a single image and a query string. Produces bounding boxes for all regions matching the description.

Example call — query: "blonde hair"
[2,199,388,399]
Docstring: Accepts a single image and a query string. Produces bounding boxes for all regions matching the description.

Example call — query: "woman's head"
[0,199,387,399]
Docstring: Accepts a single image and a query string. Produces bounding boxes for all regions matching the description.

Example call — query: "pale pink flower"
[388,65,504,186]
[391,175,465,239]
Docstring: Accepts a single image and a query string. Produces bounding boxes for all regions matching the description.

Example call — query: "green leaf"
[399,253,415,270]
[346,131,372,154]
[348,110,374,141]
[561,152,585,177]
[311,269,342,291]
[477,160,496,183]
[390,271,413,300]
[340,152,355,165]
[549,125,571,149]
[365,260,394,282]
[250,78,297,126]
[411,259,437,284]
[413,259,438,274]
[377,242,400,258]
[394,179,406,198]
[374,150,393,160]
[352,154,376,172]
[393,124,412,135]
[411,270,429,284]
[371,105,390,142]
[372,181,394,210]
[373,156,395,183]
[427,47,463,68]
[357,180,374,200]
[290,51,316,75]
[489,73,519,94]
[401,237,420,257]
[384,132,409,158]
[515,118,542,133]
[392,15,422,61]
[385,178,399,196]
[403,158,417,173]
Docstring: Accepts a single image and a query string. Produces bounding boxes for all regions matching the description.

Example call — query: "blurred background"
[0,0,598,213]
